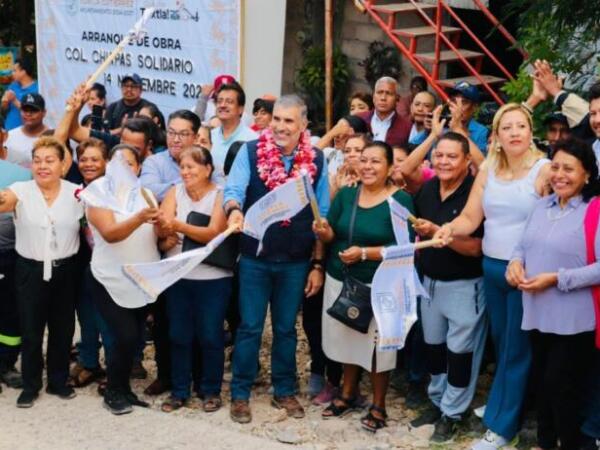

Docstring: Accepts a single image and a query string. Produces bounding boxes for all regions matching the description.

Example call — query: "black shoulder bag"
[326,186,373,333]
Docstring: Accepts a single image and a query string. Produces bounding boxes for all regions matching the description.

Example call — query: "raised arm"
[0,189,18,214]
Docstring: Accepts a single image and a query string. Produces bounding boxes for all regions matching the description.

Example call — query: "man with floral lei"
[224,94,329,423]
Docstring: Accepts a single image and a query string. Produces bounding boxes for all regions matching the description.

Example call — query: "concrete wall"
[280,0,439,99]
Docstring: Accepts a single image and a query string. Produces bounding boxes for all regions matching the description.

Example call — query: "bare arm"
[315,119,352,150]
[0,189,18,214]
[172,191,227,244]
[87,206,159,243]
[433,168,487,244]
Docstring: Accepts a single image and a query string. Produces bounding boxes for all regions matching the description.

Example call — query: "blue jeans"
[231,256,310,400]
[482,257,531,440]
[166,277,232,400]
[78,267,115,368]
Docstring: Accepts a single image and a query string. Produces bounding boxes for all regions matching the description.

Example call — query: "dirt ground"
[0,314,536,450]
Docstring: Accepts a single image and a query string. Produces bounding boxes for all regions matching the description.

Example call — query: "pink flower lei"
[256,128,317,191]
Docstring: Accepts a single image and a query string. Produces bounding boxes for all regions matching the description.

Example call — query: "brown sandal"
[202,396,222,413]
[161,396,185,413]
[69,364,105,388]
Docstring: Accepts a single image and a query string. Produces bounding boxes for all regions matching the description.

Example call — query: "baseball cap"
[213,74,236,92]
[21,93,45,111]
[121,73,142,86]
[447,81,481,103]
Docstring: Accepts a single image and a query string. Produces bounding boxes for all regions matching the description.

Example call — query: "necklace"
[256,128,317,191]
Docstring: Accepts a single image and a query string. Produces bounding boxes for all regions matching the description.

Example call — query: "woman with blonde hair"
[434,103,550,450]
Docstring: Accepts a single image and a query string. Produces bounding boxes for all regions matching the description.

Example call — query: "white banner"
[372,244,422,352]
[243,175,310,256]
[123,229,229,301]
[387,196,412,245]
[78,152,142,215]
[34,0,241,126]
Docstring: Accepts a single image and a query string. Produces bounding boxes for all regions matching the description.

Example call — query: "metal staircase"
[354,0,527,104]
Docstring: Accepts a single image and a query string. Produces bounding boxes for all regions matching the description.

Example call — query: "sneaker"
[308,373,325,398]
[230,399,252,423]
[272,395,305,419]
[312,382,338,405]
[103,390,133,415]
[471,429,518,450]
[130,361,147,380]
[0,366,23,389]
[410,404,441,428]
[46,385,76,399]
[431,415,460,443]
[16,390,38,408]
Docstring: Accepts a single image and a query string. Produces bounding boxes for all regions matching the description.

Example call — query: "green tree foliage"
[503,0,600,102]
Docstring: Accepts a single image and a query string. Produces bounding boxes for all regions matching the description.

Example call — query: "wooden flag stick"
[224,224,241,236]
[407,213,418,225]
[140,187,158,209]
[310,198,323,227]
[414,238,449,250]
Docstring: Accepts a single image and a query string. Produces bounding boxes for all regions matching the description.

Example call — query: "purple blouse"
[511,194,598,335]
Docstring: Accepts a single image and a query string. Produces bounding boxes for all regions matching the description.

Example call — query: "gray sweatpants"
[421,276,487,419]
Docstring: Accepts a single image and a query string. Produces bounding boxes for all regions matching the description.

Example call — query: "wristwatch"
[360,247,367,261]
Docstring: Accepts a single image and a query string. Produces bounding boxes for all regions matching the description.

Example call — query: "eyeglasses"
[167,129,194,140]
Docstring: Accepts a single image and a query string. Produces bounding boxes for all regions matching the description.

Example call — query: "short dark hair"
[15,57,34,78]
[76,137,108,160]
[364,140,394,165]
[438,131,470,155]
[349,91,374,110]
[90,83,106,101]
[168,109,201,133]
[589,82,600,103]
[410,76,428,92]
[252,98,274,115]
[123,117,154,146]
[217,82,246,107]
[551,138,600,202]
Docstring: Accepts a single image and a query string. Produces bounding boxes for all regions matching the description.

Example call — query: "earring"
[586,178,590,184]
[495,143,501,153]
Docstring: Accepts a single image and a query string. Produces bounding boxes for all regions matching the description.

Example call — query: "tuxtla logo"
[65,0,79,15]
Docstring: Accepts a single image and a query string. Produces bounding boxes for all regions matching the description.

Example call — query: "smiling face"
[78,146,107,184]
[359,145,392,188]
[432,138,470,183]
[589,98,600,139]
[216,89,243,124]
[496,109,532,159]
[270,104,306,153]
[167,118,196,160]
[32,146,64,186]
[550,150,588,203]
[179,154,211,189]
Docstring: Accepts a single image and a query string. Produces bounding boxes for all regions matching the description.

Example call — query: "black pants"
[0,249,20,369]
[16,255,77,393]
[530,330,595,450]
[302,289,342,386]
[149,295,171,384]
[91,274,146,394]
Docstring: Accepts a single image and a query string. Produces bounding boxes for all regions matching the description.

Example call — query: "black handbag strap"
[343,185,361,273]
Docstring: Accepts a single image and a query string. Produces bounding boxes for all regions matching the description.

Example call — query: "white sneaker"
[471,429,517,450]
